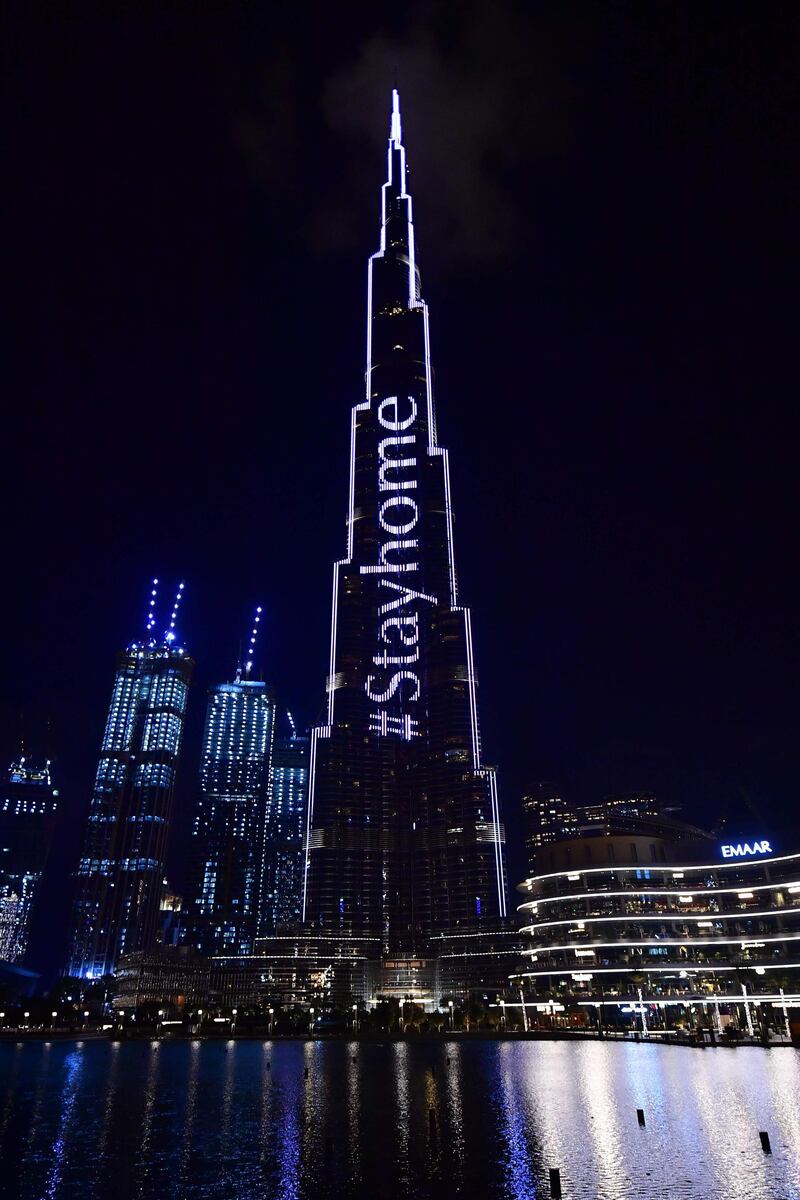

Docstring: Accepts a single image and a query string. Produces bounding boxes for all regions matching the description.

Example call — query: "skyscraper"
[0,755,58,963]
[302,93,507,970]
[185,629,276,956]
[522,783,578,871]
[65,581,194,979]
[260,715,309,935]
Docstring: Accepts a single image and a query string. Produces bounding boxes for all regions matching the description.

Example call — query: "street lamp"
[23,1011,30,1028]
[500,1000,506,1031]
[448,1000,454,1031]
[51,1011,58,1028]
[309,1007,315,1034]
[231,1008,238,1033]
[0,1013,5,1028]
[352,1003,358,1033]
[83,1011,89,1030]
[268,1007,275,1036]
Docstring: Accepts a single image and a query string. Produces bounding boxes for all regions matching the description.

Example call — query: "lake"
[1,1038,799,1199]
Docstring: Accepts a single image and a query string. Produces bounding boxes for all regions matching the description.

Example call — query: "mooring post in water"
[549,1166,562,1197]
[637,1108,646,1127]
[760,1131,772,1154]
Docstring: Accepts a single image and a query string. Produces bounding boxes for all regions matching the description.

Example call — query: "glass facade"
[65,641,194,978]
[303,92,507,962]
[0,757,58,963]
[185,679,276,955]
[260,731,309,934]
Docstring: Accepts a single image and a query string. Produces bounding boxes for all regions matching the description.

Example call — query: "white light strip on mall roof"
[520,932,800,954]
[573,996,800,1007]
[520,851,800,888]
[510,960,800,979]
[518,878,800,912]
[523,907,797,933]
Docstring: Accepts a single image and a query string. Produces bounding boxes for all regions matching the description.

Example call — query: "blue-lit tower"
[0,755,58,964]
[186,609,277,956]
[65,581,194,979]
[259,712,309,935]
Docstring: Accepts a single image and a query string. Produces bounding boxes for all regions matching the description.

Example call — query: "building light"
[678,895,692,903]
[738,891,754,900]
[575,949,595,958]
[567,873,580,882]
[788,885,800,894]
[697,921,713,928]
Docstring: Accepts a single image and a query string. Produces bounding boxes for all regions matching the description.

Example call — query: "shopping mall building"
[512,822,800,1035]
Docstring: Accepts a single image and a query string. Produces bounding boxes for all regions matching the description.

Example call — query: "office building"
[185,655,276,956]
[0,755,58,963]
[260,719,308,935]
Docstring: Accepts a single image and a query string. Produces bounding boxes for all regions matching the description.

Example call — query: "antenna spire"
[146,578,159,638]
[244,605,263,676]
[164,581,185,644]
[390,88,402,144]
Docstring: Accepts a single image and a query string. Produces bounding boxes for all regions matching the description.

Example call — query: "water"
[1,1038,799,1199]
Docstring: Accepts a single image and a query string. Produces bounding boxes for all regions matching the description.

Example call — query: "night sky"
[4,3,798,981]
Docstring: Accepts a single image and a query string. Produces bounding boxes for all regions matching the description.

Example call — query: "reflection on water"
[1,1039,799,1200]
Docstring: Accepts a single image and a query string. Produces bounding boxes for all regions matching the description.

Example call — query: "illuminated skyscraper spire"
[164,581,185,644]
[145,578,159,638]
[245,606,263,676]
[303,92,507,973]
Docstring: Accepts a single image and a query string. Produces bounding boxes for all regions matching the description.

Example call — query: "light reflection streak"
[178,1040,201,1190]
[762,1051,800,1193]
[40,1047,85,1199]
[393,1042,411,1194]
[444,1043,465,1190]
[496,1043,536,1200]
[134,1042,161,1194]
[92,1042,120,1192]
[347,1047,361,1189]
[22,1041,52,1164]
[220,1041,236,1149]
[259,1042,272,1167]
[275,1063,301,1200]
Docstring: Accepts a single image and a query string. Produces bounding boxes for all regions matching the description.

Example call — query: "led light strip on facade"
[522,850,800,886]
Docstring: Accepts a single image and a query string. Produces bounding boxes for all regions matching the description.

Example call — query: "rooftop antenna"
[244,606,263,676]
[165,580,185,643]
[390,86,402,143]
[146,577,159,639]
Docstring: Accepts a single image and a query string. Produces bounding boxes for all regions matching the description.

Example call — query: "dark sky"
[4,2,799,979]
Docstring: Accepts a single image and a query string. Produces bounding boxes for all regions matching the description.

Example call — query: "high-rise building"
[260,716,309,934]
[302,93,507,972]
[65,581,194,979]
[185,657,276,956]
[522,783,579,869]
[0,755,58,963]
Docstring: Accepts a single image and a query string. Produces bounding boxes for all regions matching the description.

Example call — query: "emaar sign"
[721,840,773,859]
